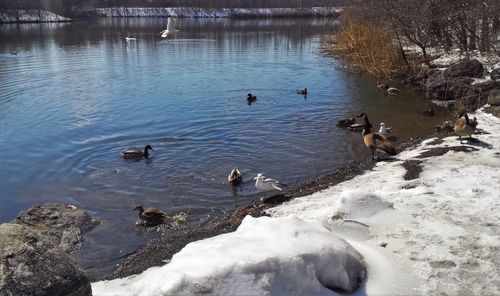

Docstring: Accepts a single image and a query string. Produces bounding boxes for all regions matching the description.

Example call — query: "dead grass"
[327,9,408,77]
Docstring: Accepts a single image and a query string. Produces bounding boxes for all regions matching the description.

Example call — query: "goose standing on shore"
[358,113,397,160]
[454,111,478,143]
[121,145,153,159]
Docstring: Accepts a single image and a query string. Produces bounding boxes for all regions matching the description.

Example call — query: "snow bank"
[0,9,70,23]
[93,110,499,295]
[95,7,341,18]
[93,216,366,295]
[269,109,500,295]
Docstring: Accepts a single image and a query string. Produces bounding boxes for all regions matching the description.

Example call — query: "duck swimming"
[358,113,397,160]
[296,88,307,95]
[247,93,257,102]
[133,205,167,226]
[376,81,389,91]
[454,111,478,143]
[228,168,242,185]
[121,145,153,159]
[337,118,356,127]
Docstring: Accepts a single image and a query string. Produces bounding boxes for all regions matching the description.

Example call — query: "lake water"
[0,18,444,277]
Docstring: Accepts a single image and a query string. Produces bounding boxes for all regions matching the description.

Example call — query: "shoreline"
[107,130,439,280]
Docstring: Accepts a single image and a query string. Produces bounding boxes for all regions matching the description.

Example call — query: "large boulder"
[487,89,500,106]
[14,203,98,253]
[0,223,92,296]
[443,59,484,78]
[425,77,474,101]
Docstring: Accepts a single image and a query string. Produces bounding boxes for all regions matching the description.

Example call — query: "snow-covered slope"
[95,7,341,18]
[93,109,500,295]
[0,9,70,23]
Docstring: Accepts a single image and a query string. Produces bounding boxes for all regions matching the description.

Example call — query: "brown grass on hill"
[327,9,404,77]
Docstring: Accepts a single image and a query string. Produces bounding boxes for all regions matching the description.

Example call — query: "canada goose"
[121,145,153,159]
[422,109,435,116]
[228,168,242,185]
[358,113,397,160]
[253,173,286,200]
[454,111,478,143]
[386,87,400,94]
[296,88,307,95]
[247,93,257,102]
[379,122,392,136]
[376,81,389,91]
[337,118,356,127]
[133,205,167,226]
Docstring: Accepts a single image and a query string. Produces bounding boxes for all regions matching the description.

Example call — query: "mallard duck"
[133,205,167,226]
[337,118,356,127]
[247,93,257,102]
[296,88,307,95]
[358,113,397,160]
[379,122,392,136]
[454,111,478,143]
[121,145,153,159]
[376,81,389,91]
[228,168,242,185]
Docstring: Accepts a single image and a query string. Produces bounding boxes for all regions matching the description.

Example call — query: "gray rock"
[491,68,500,81]
[13,203,98,253]
[488,89,500,106]
[425,77,474,101]
[443,59,484,78]
[0,223,92,296]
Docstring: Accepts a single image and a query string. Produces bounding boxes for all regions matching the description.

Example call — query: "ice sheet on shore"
[93,109,500,295]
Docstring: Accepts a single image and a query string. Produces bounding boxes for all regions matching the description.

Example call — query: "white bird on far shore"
[254,173,286,194]
[160,17,179,40]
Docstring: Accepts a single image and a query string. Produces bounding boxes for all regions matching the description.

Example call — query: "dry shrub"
[330,9,403,77]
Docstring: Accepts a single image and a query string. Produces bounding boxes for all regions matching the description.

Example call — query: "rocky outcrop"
[14,203,98,253]
[407,59,499,111]
[0,9,70,23]
[0,223,91,296]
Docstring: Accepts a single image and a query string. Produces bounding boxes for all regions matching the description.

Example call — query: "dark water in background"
[0,18,445,277]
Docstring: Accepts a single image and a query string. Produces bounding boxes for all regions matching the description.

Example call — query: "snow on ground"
[93,109,500,295]
[95,7,341,18]
[0,9,70,23]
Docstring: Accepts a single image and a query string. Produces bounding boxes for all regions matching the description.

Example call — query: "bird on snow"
[454,111,478,143]
[358,113,397,160]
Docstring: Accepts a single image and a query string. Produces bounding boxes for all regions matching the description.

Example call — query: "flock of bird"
[125,80,478,226]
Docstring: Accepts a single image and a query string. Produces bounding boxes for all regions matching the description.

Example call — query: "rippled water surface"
[0,18,444,277]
